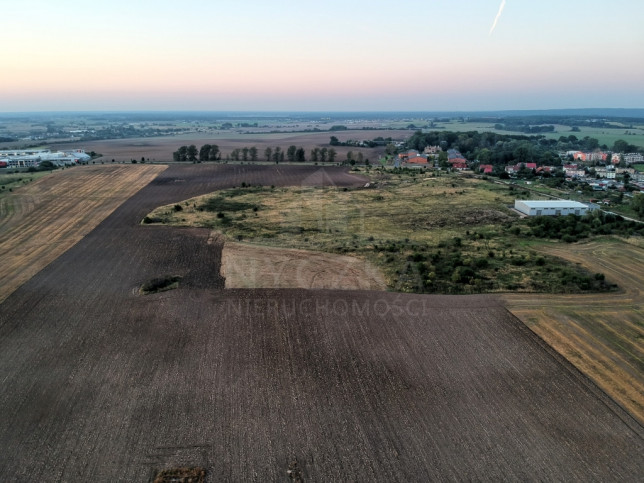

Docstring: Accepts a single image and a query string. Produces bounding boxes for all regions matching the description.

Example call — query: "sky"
[1,0,643,112]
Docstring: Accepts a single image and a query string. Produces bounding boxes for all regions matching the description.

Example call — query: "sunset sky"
[2,0,643,112]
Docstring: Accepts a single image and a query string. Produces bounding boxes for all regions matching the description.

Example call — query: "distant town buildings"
[0,149,91,168]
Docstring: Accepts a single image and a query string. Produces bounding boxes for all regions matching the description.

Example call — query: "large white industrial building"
[514,200,596,217]
[0,149,91,168]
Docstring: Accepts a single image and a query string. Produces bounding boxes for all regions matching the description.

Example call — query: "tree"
[346,151,354,163]
[187,145,198,161]
[357,152,363,163]
[242,147,249,161]
[287,145,297,162]
[319,147,328,162]
[199,144,211,162]
[327,148,337,162]
[310,147,319,162]
[632,193,644,219]
[174,145,188,161]
[330,136,340,146]
[295,147,306,162]
[438,151,448,168]
[613,139,630,153]
[264,147,273,162]
[385,143,397,156]
[231,148,240,161]
[208,144,220,161]
[272,147,281,163]
[249,146,258,161]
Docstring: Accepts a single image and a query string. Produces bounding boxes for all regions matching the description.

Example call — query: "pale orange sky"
[1,0,643,111]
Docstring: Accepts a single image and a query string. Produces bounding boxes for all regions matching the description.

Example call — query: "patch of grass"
[140,275,181,295]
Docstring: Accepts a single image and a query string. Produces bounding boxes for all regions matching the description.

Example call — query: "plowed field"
[0,165,642,481]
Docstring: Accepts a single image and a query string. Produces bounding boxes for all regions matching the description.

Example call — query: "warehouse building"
[514,200,595,217]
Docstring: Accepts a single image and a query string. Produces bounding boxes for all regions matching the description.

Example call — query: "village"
[396,146,644,194]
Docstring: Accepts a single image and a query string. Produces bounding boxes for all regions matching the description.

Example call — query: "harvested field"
[504,238,644,423]
[56,129,412,163]
[221,241,386,290]
[0,164,165,303]
[0,164,642,480]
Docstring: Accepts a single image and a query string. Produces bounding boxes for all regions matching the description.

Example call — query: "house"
[595,168,616,179]
[624,153,644,165]
[574,151,608,163]
[406,155,429,165]
[424,145,441,155]
[536,166,555,174]
[398,150,419,161]
[514,200,595,216]
[479,164,493,174]
[616,167,636,175]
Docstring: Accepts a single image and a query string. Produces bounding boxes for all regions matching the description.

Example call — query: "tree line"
[405,130,643,168]
[172,144,338,163]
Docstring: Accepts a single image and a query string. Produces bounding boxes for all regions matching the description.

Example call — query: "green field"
[432,121,644,150]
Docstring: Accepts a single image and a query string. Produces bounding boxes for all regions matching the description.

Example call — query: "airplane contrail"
[489,0,506,35]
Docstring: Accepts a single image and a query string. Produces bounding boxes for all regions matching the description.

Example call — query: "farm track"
[0,165,642,480]
[504,239,644,423]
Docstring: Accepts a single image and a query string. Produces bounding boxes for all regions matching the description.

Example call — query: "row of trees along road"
[173,144,220,162]
[173,144,338,163]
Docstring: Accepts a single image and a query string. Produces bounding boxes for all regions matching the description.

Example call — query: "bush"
[173,204,183,212]
[140,275,181,294]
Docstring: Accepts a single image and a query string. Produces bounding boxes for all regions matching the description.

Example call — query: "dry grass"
[503,238,644,423]
[222,241,386,290]
[0,164,165,303]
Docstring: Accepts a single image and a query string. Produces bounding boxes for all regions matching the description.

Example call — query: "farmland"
[54,129,412,163]
[504,238,644,423]
[0,163,642,480]
[0,164,165,303]
[431,120,644,151]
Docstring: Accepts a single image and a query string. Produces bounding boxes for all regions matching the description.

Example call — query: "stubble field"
[0,164,165,303]
[504,238,644,423]
[0,164,642,480]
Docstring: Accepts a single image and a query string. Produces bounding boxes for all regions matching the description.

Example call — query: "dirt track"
[0,165,642,481]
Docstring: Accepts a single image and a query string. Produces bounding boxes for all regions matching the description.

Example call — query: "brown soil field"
[222,241,387,290]
[56,129,412,163]
[0,164,165,303]
[0,164,642,480]
[503,238,644,424]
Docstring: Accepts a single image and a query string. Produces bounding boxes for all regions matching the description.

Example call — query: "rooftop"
[518,200,589,208]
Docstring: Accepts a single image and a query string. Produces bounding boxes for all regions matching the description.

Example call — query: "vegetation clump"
[140,275,181,295]
[153,466,205,483]
[525,211,644,243]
